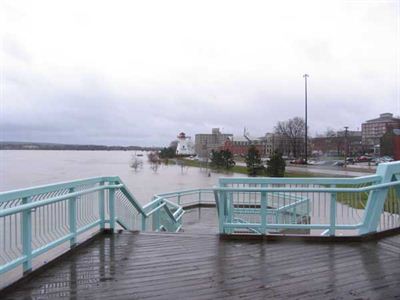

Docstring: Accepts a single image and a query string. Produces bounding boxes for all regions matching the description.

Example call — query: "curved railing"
[0,176,184,276]
[214,162,400,236]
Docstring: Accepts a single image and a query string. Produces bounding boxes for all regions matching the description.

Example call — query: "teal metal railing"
[1,162,400,279]
[214,162,400,236]
[0,176,184,276]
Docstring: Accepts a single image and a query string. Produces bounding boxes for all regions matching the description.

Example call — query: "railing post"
[218,191,226,234]
[153,200,161,231]
[359,163,396,235]
[261,184,267,234]
[177,194,181,205]
[108,185,115,232]
[21,197,32,274]
[141,214,147,231]
[68,188,77,247]
[198,190,202,205]
[227,192,234,234]
[329,185,337,236]
[99,182,105,231]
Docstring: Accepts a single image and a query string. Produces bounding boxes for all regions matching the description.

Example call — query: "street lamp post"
[303,74,309,164]
[344,126,349,167]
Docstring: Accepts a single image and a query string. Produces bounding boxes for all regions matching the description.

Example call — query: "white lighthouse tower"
[176,132,195,156]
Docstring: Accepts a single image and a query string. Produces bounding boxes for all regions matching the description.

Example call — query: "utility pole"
[303,74,309,164]
[344,126,349,167]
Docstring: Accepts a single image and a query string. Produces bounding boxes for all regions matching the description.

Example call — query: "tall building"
[194,128,233,158]
[362,113,400,148]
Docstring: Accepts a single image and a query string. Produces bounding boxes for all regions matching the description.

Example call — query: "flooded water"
[0,150,239,204]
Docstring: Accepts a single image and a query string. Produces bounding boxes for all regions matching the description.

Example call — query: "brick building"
[362,113,400,149]
[222,136,265,156]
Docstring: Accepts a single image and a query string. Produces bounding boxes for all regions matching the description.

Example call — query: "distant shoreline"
[0,142,161,151]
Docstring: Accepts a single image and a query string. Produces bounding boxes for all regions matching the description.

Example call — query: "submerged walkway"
[2,230,400,299]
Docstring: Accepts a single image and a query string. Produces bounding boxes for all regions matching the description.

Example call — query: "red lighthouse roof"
[177,132,186,139]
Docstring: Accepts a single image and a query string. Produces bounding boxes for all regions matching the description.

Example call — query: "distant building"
[222,136,264,156]
[261,133,282,157]
[260,133,301,158]
[362,113,400,150]
[175,132,195,156]
[195,128,233,158]
[312,130,362,157]
[393,129,400,160]
[380,128,400,159]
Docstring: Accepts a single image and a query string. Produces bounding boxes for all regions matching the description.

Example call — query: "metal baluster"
[21,197,32,274]
[99,182,105,231]
[329,184,337,236]
[68,188,77,247]
[108,183,116,232]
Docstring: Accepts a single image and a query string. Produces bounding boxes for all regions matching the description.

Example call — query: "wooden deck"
[1,222,400,300]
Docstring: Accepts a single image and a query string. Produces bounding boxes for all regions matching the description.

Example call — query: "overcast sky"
[1,0,399,146]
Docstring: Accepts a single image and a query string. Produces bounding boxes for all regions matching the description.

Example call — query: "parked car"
[381,156,394,162]
[332,161,345,167]
[375,156,394,165]
[290,158,306,164]
[345,157,355,164]
[356,155,372,162]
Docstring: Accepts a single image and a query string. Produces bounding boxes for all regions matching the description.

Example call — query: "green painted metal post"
[329,185,337,236]
[21,197,32,274]
[227,192,234,234]
[177,194,181,205]
[99,182,105,231]
[109,186,115,232]
[360,162,397,234]
[141,215,146,231]
[291,206,296,224]
[261,184,267,234]
[68,188,77,247]
[199,190,202,205]
[218,191,226,234]
[153,200,160,231]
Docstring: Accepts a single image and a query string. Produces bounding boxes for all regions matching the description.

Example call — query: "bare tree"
[130,156,143,171]
[274,117,306,158]
[150,162,159,173]
[147,151,161,173]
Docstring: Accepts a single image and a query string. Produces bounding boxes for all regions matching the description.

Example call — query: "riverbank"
[180,158,323,178]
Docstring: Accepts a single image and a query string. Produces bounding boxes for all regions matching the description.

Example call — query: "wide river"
[0,150,239,204]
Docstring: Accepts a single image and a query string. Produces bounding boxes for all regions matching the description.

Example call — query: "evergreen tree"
[266,151,286,177]
[159,147,176,159]
[245,145,264,176]
[220,149,236,169]
[210,149,235,169]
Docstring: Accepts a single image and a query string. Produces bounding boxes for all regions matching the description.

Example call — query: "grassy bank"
[180,158,316,178]
[335,185,399,214]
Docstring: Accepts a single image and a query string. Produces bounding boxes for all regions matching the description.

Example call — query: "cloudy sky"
[1,0,399,146]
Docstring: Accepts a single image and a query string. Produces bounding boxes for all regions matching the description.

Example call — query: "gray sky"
[1,0,399,146]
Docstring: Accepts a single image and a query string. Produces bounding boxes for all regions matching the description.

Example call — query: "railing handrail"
[213,180,400,194]
[0,176,120,203]
[218,174,381,186]
[154,188,214,198]
[0,184,123,218]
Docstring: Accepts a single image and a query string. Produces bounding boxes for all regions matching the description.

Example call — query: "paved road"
[236,162,373,177]
[285,165,371,177]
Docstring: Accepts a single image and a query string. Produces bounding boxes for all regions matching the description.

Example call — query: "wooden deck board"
[1,229,399,300]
